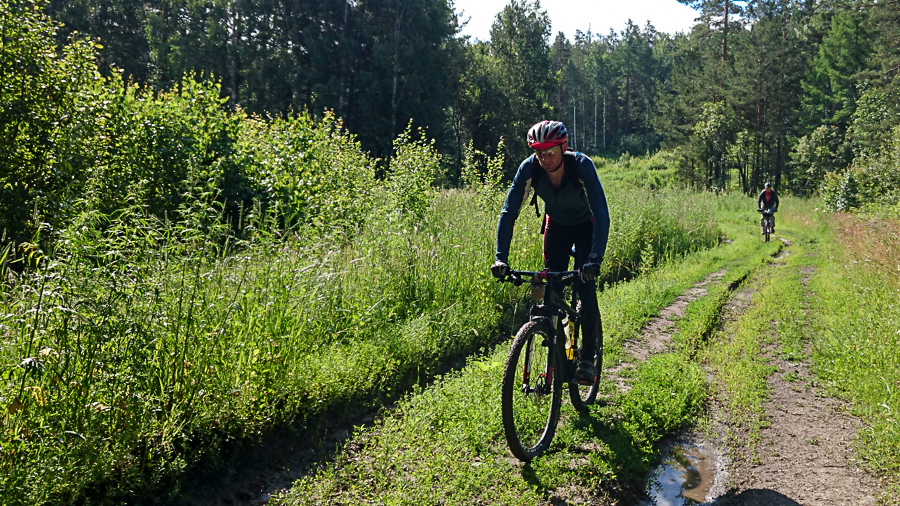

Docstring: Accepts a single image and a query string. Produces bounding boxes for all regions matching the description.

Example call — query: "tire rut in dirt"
[715,260,882,505]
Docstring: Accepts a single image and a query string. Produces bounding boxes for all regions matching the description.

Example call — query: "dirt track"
[604,239,882,505]
[707,248,881,505]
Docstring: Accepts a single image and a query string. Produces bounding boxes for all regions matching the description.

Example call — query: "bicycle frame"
[760,210,774,241]
[506,270,581,377]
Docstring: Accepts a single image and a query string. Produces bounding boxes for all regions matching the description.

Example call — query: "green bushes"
[235,110,377,230]
[1,0,379,248]
[0,0,105,243]
[819,89,900,212]
[384,124,444,219]
[79,76,242,225]
[820,128,900,212]
[61,77,377,239]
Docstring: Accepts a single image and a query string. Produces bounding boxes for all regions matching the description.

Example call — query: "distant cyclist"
[757,182,779,234]
[490,120,611,383]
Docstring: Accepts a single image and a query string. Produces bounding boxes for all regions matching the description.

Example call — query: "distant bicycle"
[497,268,603,462]
[759,208,775,242]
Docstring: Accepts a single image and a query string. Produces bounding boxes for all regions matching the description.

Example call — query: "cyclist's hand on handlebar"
[491,260,510,279]
[580,261,601,283]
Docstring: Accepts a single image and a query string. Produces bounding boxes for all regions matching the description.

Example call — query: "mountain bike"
[760,208,775,242]
[497,268,603,462]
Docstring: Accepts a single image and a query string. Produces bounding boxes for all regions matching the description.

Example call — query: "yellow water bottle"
[565,319,576,360]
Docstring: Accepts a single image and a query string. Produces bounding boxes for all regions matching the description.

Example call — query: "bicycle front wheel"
[501,320,562,462]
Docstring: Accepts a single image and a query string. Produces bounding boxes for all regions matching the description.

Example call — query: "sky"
[453,0,702,42]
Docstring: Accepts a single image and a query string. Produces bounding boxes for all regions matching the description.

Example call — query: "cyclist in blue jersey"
[490,120,611,383]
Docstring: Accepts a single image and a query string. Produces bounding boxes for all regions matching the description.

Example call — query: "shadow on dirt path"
[180,415,374,506]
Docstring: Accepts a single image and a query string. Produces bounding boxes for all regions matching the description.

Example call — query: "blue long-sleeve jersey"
[495,151,610,264]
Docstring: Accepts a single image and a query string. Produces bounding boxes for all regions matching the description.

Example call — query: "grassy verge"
[807,210,900,502]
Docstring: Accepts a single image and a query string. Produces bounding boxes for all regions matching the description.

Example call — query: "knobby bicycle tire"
[568,315,602,411]
[501,320,561,462]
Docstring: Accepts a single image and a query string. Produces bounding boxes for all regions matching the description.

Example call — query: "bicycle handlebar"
[499,269,581,287]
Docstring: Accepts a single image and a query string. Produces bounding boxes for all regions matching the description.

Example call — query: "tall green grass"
[0,180,718,503]
[592,151,681,191]
[808,211,900,501]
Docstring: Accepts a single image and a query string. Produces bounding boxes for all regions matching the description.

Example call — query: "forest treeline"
[2,0,900,248]
[40,0,900,191]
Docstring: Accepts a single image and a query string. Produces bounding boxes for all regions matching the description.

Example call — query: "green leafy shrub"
[0,0,105,243]
[821,124,900,212]
[83,75,243,225]
[821,169,860,212]
[384,123,444,219]
[791,125,848,196]
[235,110,377,232]
[460,138,506,196]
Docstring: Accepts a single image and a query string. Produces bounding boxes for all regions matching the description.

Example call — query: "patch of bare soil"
[715,345,880,505]
[709,263,882,506]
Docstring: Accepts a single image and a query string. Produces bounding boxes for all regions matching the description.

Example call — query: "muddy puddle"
[641,436,726,505]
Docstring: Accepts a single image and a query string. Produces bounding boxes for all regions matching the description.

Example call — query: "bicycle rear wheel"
[501,320,561,461]
[569,315,602,411]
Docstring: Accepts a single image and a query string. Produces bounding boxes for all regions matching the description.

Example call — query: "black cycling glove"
[491,260,510,279]
[580,260,601,283]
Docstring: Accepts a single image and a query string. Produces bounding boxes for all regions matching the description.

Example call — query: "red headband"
[531,141,563,150]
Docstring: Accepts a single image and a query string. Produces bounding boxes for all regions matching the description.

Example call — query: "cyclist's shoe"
[576,360,596,384]
[761,230,766,235]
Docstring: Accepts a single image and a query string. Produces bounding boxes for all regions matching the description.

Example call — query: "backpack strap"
[529,190,541,217]
[529,163,542,217]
